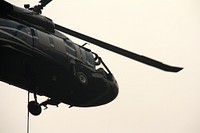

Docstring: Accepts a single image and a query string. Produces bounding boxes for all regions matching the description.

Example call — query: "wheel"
[28,101,42,116]
[76,72,88,85]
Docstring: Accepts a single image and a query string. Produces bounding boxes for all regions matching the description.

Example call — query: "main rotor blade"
[39,0,52,7]
[55,24,183,72]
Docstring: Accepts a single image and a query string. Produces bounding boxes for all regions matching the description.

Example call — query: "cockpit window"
[64,39,95,67]
[85,51,95,67]
[64,39,76,58]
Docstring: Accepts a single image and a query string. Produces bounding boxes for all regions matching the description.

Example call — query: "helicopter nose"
[65,73,119,108]
[90,74,119,106]
[105,77,119,103]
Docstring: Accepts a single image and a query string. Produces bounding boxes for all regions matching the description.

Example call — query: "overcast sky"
[1,0,200,133]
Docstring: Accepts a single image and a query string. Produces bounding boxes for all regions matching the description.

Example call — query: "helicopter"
[0,0,183,116]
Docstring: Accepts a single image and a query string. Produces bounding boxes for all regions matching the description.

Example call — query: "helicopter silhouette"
[0,0,183,116]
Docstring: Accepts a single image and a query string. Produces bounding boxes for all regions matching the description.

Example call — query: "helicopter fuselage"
[0,1,118,108]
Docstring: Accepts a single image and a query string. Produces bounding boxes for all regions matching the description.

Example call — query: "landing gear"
[27,93,60,116]
[28,101,42,116]
[27,93,42,116]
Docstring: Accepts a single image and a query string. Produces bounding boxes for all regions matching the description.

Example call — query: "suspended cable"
[27,91,30,133]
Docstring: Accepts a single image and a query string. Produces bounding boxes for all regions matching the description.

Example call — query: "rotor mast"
[24,0,52,14]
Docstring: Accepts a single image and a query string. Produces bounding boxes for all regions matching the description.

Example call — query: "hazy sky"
[1,0,200,133]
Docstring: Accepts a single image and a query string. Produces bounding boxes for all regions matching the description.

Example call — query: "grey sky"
[0,0,200,133]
